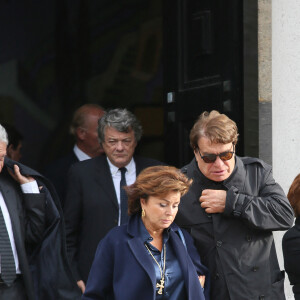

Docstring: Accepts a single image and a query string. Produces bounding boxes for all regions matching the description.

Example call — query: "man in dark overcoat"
[176,110,294,300]
[0,123,80,300]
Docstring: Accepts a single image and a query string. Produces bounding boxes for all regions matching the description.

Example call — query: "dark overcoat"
[82,214,210,300]
[176,156,294,300]
[282,217,300,300]
[4,158,81,300]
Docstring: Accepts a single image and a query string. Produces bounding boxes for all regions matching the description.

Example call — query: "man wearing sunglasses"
[175,110,294,300]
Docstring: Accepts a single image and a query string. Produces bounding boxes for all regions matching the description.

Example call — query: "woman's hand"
[198,275,205,289]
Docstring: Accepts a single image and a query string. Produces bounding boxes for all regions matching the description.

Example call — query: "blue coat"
[83,214,210,300]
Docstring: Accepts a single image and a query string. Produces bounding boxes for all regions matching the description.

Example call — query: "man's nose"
[214,155,224,166]
[115,141,124,150]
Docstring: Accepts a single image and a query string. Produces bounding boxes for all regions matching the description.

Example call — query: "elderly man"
[175,110,294,300]
[0,124,81,300]
[64,108,164,293]
[0,124,44,299]
[44,103,105,205]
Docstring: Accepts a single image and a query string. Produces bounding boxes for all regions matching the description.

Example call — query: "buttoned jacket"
[176,156,294,300]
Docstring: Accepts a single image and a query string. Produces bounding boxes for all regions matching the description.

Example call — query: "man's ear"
[76,127,86,141]
[7,144,14,158]
[193,148,198,162]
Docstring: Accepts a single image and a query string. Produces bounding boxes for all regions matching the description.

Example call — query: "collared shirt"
[139,218,187,300]
[73,145,91,161]
[0,180,39,274]
[107,157,136,225]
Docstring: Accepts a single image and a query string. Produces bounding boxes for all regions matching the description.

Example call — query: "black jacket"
[43,150,79,207]
[282,217,300,300]
[5,158,81,300]
[64,155,165,283]
[176,156,294,300]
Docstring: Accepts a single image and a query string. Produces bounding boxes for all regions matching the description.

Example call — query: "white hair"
[0,124,9,144]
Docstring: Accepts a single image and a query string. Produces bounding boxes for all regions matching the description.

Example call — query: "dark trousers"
[0,276,27,300]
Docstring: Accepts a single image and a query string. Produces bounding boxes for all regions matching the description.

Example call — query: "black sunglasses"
[197,144,235,163]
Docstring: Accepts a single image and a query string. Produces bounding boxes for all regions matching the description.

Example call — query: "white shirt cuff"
[21,181,40,194]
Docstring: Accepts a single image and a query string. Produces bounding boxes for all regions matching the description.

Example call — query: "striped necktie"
[0,207,16,285]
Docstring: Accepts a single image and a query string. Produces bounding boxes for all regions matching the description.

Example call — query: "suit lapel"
[93,157,119,209]
[135,157,144,176]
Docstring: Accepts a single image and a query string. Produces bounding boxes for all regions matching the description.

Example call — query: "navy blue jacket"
[83,214,210,300]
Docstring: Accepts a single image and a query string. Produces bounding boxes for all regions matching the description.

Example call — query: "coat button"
[216,240,222,247]
[214,272,220,280]
[246,235,252,242]
[252,266,259,272]
[259,295,265,300]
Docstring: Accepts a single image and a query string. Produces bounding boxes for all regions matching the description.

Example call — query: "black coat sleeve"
[23,192,46,245]
[224,164,294,231]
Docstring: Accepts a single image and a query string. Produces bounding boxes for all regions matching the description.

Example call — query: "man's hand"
[199,189,227,213]
[8,165,34,184]
[77,280,86,294]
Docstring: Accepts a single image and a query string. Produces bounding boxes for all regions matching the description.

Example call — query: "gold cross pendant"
[156,279,164,295]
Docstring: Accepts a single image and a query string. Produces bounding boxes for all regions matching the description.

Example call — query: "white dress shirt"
[0,180,39,274]
[107,157,136,225]
[73,145,91,162]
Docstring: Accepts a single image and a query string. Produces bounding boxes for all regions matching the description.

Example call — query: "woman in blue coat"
[82,165,209,300]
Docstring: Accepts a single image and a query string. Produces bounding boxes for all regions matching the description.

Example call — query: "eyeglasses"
[197,144,235,163]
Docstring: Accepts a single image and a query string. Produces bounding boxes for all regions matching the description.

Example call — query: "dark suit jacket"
[3,157,81,300]
[64,155,164,282]
[0,160,45,300]
[43,150,79,206]
[283,217,300,300]
[82,214,210,300]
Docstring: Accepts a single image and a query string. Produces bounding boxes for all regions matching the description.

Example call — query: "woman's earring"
[141,208,145,218]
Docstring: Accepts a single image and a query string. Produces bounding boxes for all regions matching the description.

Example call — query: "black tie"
[119,167,128,224]
[0,206,16,285]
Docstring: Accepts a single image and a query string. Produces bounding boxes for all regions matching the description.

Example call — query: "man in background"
[44,104,105,206]
[64,108,164,293]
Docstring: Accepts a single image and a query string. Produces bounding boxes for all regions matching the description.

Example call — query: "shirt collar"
[106,156,135,175]
[138,217,171,244]
[73,145,91,161]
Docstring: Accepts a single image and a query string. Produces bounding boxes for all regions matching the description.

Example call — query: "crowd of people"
[0,106,298,300]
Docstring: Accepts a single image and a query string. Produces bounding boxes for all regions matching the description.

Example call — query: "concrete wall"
[273,1,300,299]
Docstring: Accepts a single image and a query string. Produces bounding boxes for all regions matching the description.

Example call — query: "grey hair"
[0,124,9,144]
[98,108,143,144]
